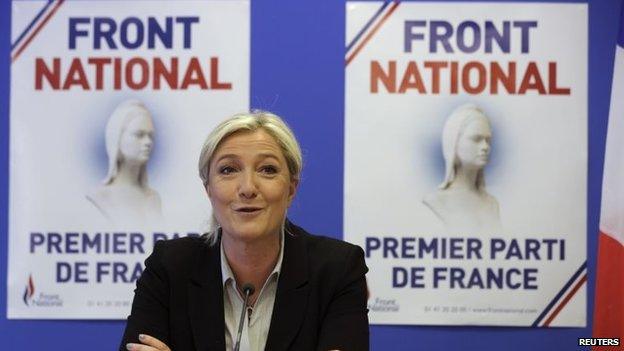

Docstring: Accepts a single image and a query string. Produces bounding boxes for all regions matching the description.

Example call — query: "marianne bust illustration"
[423,103,501,235]
[87,99,162,227]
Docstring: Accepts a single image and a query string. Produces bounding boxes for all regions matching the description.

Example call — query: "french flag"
[593,6,624,348]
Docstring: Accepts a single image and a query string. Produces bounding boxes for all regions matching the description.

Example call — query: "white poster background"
[345,2,587,326]
[8,0,249,318]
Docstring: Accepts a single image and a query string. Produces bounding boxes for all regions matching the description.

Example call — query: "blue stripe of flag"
[618,3,624,48]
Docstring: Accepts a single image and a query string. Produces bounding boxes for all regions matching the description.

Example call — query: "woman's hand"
[126,334,171,351]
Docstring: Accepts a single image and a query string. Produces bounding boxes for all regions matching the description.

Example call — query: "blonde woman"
[121,111,369,351]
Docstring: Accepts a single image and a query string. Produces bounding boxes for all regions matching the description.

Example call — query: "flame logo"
[22,274,35,305]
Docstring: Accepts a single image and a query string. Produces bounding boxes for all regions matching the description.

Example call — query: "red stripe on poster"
[542,273,587,327]
[345,1,400,67]
[12,0,65,63]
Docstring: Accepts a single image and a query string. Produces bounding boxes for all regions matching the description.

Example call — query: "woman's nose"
[238,171,258,199]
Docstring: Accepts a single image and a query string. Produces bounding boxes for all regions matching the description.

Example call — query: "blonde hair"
[103,99,152,186]
[198,111,302,245]
[440,103,491,190]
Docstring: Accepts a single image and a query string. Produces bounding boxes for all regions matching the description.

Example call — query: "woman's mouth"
[234,206,263,214]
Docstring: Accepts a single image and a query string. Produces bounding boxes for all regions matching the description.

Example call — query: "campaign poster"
[344,2,587,326]
[8,0,249,319]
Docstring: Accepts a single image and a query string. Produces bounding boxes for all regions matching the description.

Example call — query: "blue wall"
[1,0,622,350]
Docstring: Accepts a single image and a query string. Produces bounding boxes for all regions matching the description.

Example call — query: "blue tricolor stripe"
[12,0,65,62]
[531,261,587,327]
[346,1,390,53]
[11,0,54,50]
[618,4,624,48]
[345,1,400,66]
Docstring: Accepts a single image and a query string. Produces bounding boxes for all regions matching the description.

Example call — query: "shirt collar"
[220,228,285,287]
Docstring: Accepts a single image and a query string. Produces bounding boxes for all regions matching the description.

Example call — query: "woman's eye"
[219,166,237,175]
[260,165,278,174]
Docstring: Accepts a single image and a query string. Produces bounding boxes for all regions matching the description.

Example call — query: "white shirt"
[220,232,284,351]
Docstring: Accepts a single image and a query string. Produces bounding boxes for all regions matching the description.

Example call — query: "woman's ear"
[205,183,211,199]
[288,178,299,204]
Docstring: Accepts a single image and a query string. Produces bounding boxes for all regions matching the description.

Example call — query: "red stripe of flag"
[593,232,624,350]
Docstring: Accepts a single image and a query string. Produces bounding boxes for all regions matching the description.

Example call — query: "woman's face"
[119,112,154,165]
[207,129,297,243]
[456,117,491,170]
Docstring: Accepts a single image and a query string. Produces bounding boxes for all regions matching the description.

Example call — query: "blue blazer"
[119,221,370,351]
